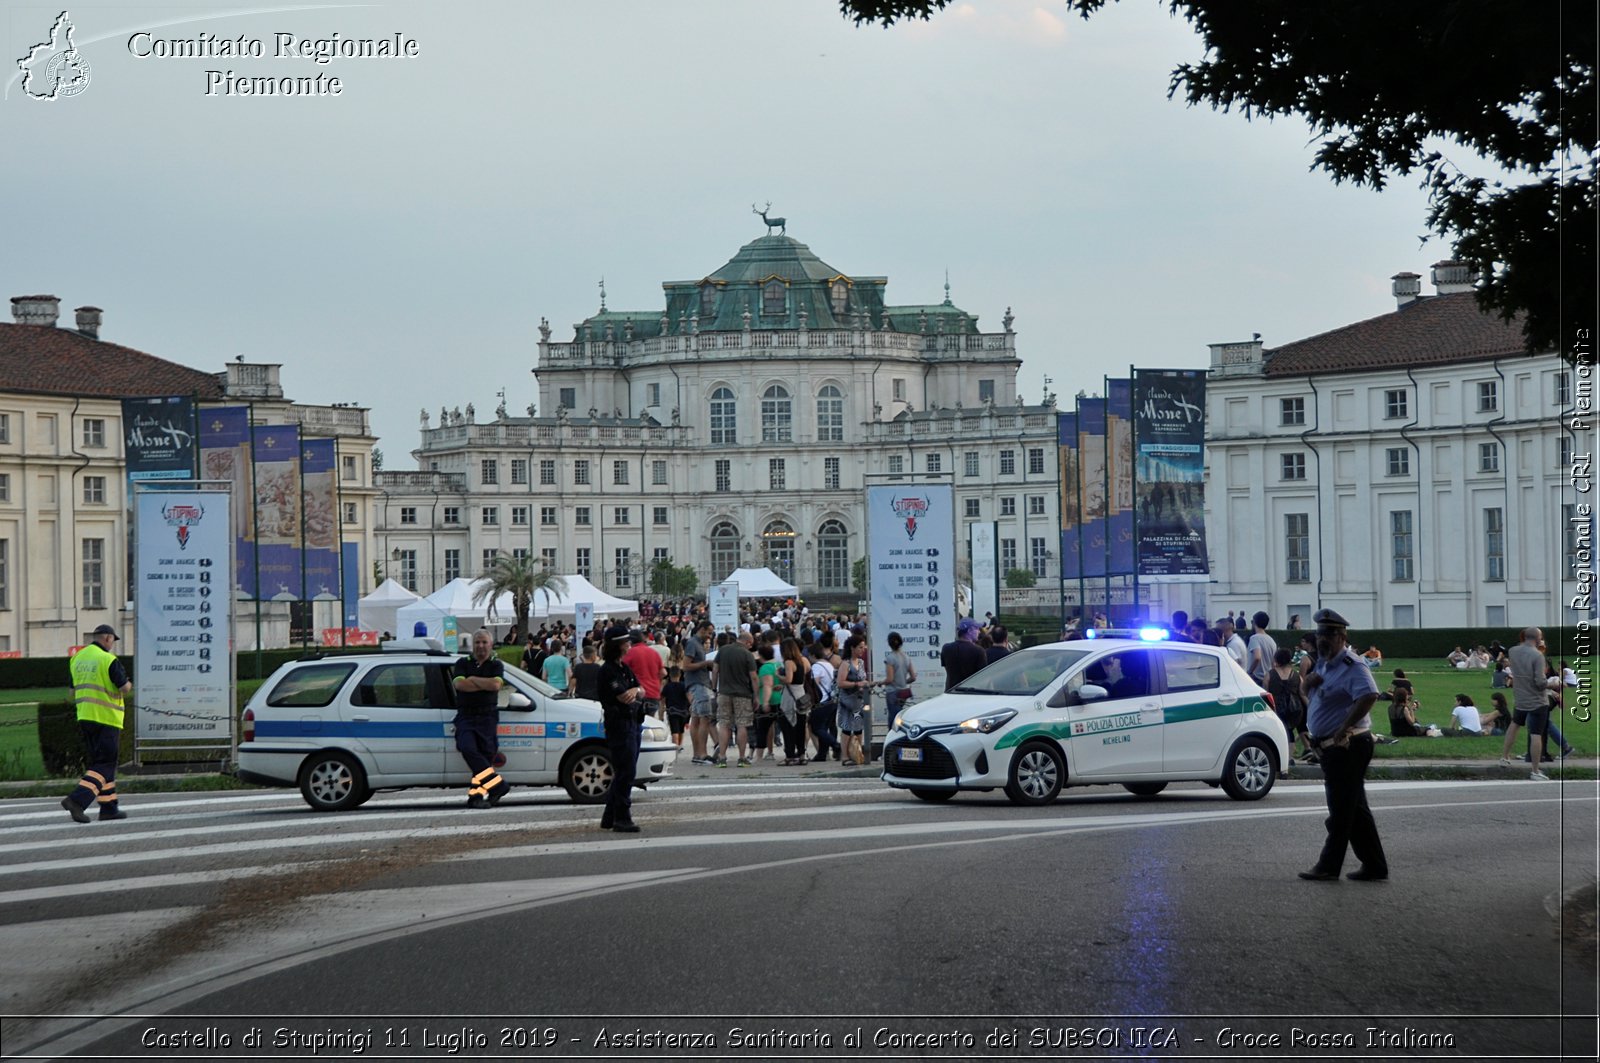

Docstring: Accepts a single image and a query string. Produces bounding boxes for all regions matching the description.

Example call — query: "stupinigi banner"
[1133,369,1209,581]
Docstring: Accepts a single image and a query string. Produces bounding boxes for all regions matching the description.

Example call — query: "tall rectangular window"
[443,549,461,582]
[81,418,106,448]
[1564,504,1580,572]
[925,453,942,474]
[1484,508,1505,581]
[1555,371,1573,406]
[614,548,631,588]
[79,541,104,605]
[559,387,576,410]
[540,506,556,526]
[887,455,903,476]
[823,456,840,490]
[1477,380,1498,412]
[1000,496,1016,517]
[613,507,631,525]
[512,547,529,561]
[964,451,979,477]
[1028,448,1045,475]
[1285,513,1310,582]
[653,546,669,563]
[539,459,556,485]
[481,506,498,526]
[1478,441,1500,473]
[1028,495,1045,516]
[0,539,7,609]
[397,549,417,591]
[714,459,731,493]
[769,458,786,490]
[964,498,981,518]
[1279,397,1305,427]
[1030,537,1048,578]
[1390,510,1414,582]
[1385,448,1410,476]
[480,459,498,485]
[978,379,995,403]
[510,458,528,485]
[575,506,591,526]
[1281,452,1306,481]
[653,506,668,525]
[1383,389,1409,419]
[481,548,498,573]
[341,454,358,482]
[574,460,590,485]
[652,459,668,485]
[442,506,460,525]
[400,506,418,525]
[647,382,661,407]
[1000,538,1017,571]
[613,460,629,485]
[511,505,529,527]
[541,547,557,570]
[342,501,357,525]
[0,413,10,444]
[999,450,1016,476]
[892,378,906,402]
[82,475,106,504]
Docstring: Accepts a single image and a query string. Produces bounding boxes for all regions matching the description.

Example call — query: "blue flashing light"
[1084,628,1099,639]
[1138,626,1170,642]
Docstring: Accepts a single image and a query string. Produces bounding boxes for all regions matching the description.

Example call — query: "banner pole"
[1131,365,1141,618]
[1074,396,1086,630]
[1102,376,1111,624]
[248,408,262,676]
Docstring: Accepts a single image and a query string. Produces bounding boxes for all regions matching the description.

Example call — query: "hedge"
[0,646,390,691]
[36,701,135,777]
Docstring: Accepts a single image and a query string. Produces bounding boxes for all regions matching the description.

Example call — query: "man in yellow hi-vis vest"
[61,624,133,823]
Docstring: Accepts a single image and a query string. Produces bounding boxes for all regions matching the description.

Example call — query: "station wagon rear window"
[266,662,357,708]
[1160,650,1220,693]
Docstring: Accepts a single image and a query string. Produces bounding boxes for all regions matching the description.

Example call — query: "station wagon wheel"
[910,788,956,803]
[298,751,371,812]
[1004,741,1064,806]
[1220,736,1276,801]
[561,744,614,804]
[1123,782,1167,798]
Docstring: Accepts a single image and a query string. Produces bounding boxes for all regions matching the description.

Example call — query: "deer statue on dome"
[752,202,786,235]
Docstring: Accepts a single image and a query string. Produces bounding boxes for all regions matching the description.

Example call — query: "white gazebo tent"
[724,566,799,599]
[531,574,640,620]
[357,578,421,638]
[393,578,515,639]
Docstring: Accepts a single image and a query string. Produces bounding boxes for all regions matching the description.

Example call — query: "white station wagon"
[237,640,675,811]
[881,636,1289,805]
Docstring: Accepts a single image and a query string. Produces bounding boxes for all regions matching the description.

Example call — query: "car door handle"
[352,714,370,722]
[1216,694,1237,705]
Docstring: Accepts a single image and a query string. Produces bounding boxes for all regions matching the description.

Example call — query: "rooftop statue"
[752,202,786,236]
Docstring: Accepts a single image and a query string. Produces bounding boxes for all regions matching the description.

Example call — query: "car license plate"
[899,747,923,763]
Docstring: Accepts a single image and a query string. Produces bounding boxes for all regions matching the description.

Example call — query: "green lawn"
[1367,658,1597,759]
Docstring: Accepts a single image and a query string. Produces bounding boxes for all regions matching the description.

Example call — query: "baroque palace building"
[1203,263,1577,631]
[375,227,1063,600]
[0,295,380,655]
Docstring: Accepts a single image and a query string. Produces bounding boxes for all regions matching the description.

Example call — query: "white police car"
[237,639,675,811]
[882,634,1289,805]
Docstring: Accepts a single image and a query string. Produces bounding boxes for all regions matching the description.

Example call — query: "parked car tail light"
[1260,692,1276,712]
[242,707,255,743]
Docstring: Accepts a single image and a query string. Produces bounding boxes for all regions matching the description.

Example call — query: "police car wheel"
[298,752,371,812]
[1123,782,1167,798]
[910,788,956,803]
[1003,741,1064,806]
[1220,736,1277,801]
[561,745,614,804]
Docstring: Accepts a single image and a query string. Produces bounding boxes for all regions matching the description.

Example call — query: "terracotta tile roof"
[1264,292,1531,377]
[0,322,223,399]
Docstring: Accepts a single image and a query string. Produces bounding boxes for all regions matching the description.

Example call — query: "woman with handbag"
[778,637,811,765]
[808,632,842,763]
[836,635,879,767]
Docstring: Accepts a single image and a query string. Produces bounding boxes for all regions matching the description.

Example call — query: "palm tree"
[473,552,567,643]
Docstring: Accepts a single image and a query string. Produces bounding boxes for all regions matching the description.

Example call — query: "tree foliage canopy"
[474,552,567,642]
[843,0,1595,354]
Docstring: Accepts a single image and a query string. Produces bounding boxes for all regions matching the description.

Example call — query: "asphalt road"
[2,770,1595,1061]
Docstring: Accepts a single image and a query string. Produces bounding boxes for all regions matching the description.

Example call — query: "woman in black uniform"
[597,625,644,833]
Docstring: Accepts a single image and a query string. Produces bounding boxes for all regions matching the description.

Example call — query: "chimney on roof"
[1430,260,1474,295]
[74,305,102,339]
[1391,272,1422,308]
[10,295,60,326]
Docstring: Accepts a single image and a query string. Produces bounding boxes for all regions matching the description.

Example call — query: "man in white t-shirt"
[1217,616,1248,672]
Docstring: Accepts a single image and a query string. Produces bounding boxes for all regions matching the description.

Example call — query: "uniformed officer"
[597,625,644,832]
[453,628,508,808]
[61,624,133,823]
[1298,608,1388,882]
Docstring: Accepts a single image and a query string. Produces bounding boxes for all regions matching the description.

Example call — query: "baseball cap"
[604,624,631,642]
[957,618,980,637]
[92,624,119,641]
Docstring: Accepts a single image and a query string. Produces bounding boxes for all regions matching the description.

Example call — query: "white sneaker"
[1529,770,1550,781]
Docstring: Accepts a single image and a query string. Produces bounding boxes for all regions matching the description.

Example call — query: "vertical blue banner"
[342,541,361,627]
[300,438,340,600]
[198,406,253,597]
[1107,379,1135,576]
[251,423,303,600]
[1057,412,1081,582]
[1077,398,1107,579]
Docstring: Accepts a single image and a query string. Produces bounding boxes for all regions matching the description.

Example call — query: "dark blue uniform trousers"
[454,712,504,798]
[67,721,122,817]
[603,710,639,826]
[1313,732,1387,875]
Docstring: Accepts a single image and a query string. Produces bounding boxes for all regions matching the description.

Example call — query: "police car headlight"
[892,711,907,732]
[955,709,1017,734]
[642,724,670,743]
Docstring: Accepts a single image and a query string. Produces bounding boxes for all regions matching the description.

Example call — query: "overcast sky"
[5,0,1454,456]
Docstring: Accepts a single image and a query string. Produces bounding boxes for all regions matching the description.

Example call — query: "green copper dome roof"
[706,235,842,284]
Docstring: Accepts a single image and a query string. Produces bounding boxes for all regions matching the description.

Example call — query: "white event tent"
[531,574,639,620]
[356,578,420,637]
[724,567,799,599]
[393,577,515,639]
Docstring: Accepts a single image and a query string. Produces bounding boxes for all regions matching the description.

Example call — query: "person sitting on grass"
[1361,645,1384,669]
[1447,693,1499,736]
[1447,646,1469,667]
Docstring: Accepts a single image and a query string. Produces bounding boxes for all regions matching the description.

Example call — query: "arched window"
[761,520,796,584]
[699,283,716,320]
[762,280,786,317]
[761,384,792,443]
[830,279,849,316]
[816,385,844,442]
[817,519,849,591]
[709,521,741,583]
[709,386,736,445]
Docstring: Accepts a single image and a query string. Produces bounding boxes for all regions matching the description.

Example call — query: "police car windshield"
[948,647,1090,696]
[500,662,562,699]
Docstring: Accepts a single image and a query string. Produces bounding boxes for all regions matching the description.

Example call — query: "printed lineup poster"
[133,488,233,744]
[121,396,196,481]
[866,482,955,703]
[1133,369,1209,580]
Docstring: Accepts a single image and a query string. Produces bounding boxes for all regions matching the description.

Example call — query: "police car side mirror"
[1074,684,1109,705]
[503,691,533,711]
